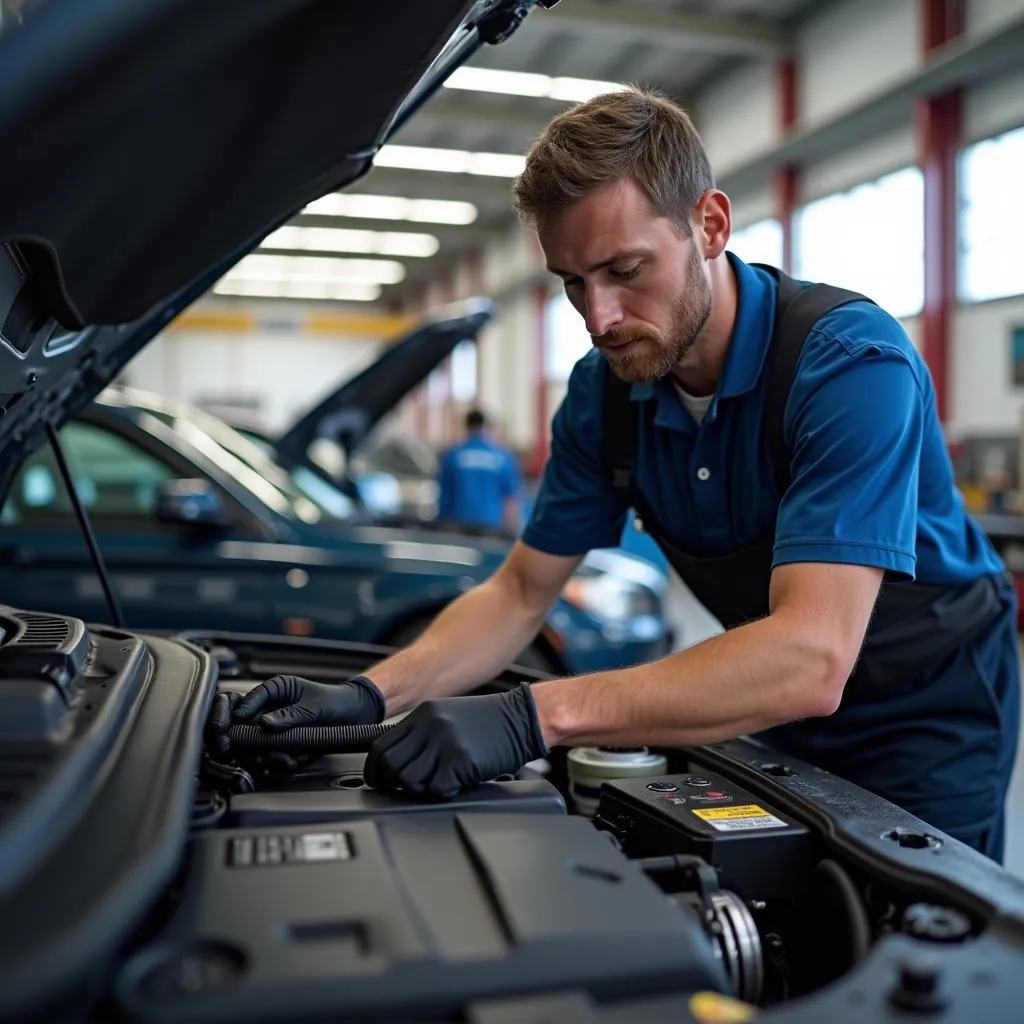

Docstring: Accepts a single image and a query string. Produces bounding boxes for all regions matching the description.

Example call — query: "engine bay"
[1,606,1023,1023]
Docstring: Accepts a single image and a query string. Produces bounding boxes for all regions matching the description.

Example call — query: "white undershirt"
[672,382,715,426]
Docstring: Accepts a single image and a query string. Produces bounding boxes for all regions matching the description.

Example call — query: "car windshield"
[113,392,357,523]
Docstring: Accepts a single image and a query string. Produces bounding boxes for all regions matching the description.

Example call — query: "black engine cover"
[113,813,729,1023]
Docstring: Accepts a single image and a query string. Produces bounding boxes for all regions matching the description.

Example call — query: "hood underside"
[0,0,548,497]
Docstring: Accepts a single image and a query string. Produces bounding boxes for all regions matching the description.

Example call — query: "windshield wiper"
[45,423,125,628]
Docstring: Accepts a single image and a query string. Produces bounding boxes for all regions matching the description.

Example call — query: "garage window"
[795,167,924,319]
[959,125,1024,303]
[728,218,783,268]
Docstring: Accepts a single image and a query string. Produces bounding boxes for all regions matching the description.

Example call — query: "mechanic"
[436,407,523,531]
[234,89,1020,863]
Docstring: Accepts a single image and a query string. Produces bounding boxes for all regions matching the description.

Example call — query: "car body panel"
[0,395,672,672]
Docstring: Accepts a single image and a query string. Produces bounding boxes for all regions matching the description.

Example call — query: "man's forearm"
[369,578,550,714]
[532,612,850,748]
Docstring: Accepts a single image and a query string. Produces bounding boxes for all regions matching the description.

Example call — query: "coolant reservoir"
[567,746,668,816]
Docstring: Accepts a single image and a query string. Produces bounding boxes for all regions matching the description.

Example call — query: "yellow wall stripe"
[167,309,415,340]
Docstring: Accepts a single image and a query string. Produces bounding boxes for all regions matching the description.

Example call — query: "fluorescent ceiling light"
[376,144,525,177]
[263,225,439,257]
[222,253,405,285]
[444,66,623,104]
[213,280,382,302]
[304,193,477,225]
[548,76,627,102]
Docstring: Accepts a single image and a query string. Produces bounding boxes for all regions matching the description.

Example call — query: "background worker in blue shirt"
[436,408,522,532]
[236,89,1020,862]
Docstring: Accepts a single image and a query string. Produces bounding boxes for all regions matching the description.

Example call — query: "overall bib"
[603,268,1020,862]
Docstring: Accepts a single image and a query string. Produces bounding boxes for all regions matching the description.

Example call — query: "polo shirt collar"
[629,253,777,406]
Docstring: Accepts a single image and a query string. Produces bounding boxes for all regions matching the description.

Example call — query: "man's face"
[539,177,712,384]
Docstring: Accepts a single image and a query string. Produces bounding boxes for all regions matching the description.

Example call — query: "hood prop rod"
[45,423,125,628]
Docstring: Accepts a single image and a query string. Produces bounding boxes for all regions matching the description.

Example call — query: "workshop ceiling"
[219,0,831,310]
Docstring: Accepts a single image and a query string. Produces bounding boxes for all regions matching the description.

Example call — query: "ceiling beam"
[718,13,1024,198]
[532,1,793,58]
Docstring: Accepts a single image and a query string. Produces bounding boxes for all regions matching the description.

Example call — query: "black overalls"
[603,268,1020,862]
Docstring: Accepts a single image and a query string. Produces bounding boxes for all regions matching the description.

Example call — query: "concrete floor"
[663,575,1024,876]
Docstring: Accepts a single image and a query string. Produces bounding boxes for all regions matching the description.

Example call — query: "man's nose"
[584,286,623,338]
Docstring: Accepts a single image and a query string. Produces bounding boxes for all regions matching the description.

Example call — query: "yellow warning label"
[688,991,757,1022]
[692,804,772,820]
[691,804,788,831]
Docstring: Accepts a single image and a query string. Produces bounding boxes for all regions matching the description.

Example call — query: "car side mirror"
[154,479,231,530]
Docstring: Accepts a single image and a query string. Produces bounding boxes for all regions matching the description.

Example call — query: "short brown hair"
[512,88,714,233]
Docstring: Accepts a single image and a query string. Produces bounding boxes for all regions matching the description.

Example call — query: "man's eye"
[610,265,641,281]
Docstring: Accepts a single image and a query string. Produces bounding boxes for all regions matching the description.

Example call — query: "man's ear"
[693,189,731,260]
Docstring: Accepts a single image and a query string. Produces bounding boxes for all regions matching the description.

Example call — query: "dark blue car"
[0,371,670,676]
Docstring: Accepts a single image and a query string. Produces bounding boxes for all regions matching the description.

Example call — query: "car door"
[0,418,274,632]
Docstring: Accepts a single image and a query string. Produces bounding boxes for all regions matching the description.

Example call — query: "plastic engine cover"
[114,813,729,1022]
[227,751,567,826]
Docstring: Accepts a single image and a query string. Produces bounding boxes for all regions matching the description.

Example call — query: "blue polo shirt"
[437,434,521,528]
[524,254,1003,585]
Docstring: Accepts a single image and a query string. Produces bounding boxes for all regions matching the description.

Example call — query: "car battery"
[594,771,819,901]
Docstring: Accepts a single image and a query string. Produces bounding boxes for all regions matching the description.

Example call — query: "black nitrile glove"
[363,683,548,800]
[232,674,386,731]
[205,689,241,756]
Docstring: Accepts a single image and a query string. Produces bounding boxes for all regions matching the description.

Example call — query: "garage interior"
[119,0,1024,871]
[3,0,1024,1018]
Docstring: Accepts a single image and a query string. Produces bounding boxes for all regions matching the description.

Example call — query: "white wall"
[951,296,1024,436]
[125,305,382,435]
[798,0,918,128]
[478,289,538,452]
[694,61,779,175]
[729,190,776,231]
[964,68,1024,142]
[800,124,916,203]
[966,0,1024,37]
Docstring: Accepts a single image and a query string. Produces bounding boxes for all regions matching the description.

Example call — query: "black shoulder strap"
[755,264,873,495]
[601,266,874,500]
[602,363,636,503]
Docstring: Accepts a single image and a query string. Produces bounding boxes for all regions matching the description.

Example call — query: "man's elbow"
[792,633,862,719]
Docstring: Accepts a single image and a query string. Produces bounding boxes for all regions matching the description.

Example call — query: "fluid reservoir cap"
[902,903,972,943]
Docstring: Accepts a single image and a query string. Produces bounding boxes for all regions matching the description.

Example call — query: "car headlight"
[561,572,659,623]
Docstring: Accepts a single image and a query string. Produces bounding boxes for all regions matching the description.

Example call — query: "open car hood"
[0,0,550,496]
[275,299,495,464]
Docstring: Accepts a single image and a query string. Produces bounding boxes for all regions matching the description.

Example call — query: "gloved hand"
[363,683,548,800]
[232,674,386,731]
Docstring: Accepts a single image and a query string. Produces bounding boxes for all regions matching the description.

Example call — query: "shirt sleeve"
[522,354,630,556]
[773,333,927,580]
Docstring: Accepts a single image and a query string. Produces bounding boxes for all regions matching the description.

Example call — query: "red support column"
[918,0,963,425]
[525,282,550,479]
[773,58,798,274]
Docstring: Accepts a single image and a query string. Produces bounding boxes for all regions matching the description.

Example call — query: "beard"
[597,247,712,384]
